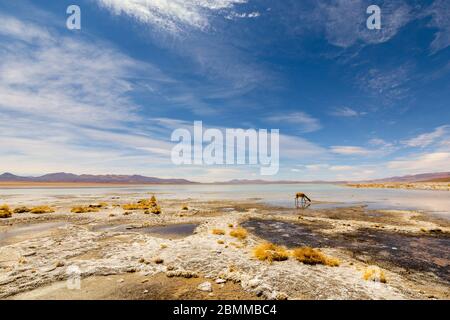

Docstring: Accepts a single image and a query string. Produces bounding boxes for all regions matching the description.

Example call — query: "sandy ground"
[0,193,449,300]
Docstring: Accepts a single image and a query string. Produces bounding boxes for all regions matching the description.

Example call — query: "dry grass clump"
[363,266,387,283]
[30,206,54,214]
[13,206,31,213]
[0,205,12,218]
[151,205,162,214]
[291,247,340,267]
[212,229,226,235]
[71,206,99,213]
[229,227,248,239]
[122,196,159,211]
[88,202,108,209]
[217,240,225,244]
[253,242,289,262]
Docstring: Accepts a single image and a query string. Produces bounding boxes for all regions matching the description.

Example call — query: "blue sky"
[0,0,449,182]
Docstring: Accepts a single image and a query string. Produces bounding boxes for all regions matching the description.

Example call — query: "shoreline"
[346,182,450,191]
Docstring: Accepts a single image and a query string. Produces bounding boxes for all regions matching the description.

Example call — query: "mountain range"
[0,172,196,184]
[0,172,449,184]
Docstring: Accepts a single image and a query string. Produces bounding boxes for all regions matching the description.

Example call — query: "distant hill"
[364,172,450,183]
[0,172,197,185]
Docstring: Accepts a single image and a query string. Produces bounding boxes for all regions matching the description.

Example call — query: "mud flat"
[0,193,449,300]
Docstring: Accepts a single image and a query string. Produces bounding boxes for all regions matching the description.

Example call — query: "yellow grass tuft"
[151,205,162,214]
[363,266,387,283]
[253,242,289,262]
[228,223,234,228]
[212,229,226,235]
[229,227,248,240]
[123,197,158,211]
[88,202,108,209]
[30,206,54,214]
[13,206,31,213]
[71,206,99,213]
[0,204,12,218]
[291,247,340,267]
[217,240,225,244]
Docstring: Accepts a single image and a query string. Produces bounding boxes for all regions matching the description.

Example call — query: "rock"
[215,278,226,284]
[117,278,124,283]
[197,281,212,292]
[143,290,149,294]
[55,261,65,268]
[275,292,288,300]
[153,257,164,264]
[248,278,262,288]
[141,279,149,283]
[166,270,199,278]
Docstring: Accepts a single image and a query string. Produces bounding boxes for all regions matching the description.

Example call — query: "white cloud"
[426,0,450,53]
[266,112,321,133]
[319,0,412,48]
[330,146,373,156]
[96,0,248,33]
[402,125,449,148]
[387,152,450,172]
[226,11,261,19]
[330,107,366,117]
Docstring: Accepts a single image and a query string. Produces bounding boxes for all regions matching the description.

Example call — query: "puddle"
[0,222,69,246]
[91,223,198,239]
[242,219,450,283]
[242,219,331,247]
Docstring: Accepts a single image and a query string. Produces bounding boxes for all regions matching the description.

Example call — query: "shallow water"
[243,219,450,282]
[91,223,198,239]
[1,184,449,217]
[0,222,68,245]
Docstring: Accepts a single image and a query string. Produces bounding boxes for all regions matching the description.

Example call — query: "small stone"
[153,257,164,264]
[141,279,149,283]
[197,281,212,292]
[143,290,149,294]
[215,279,226,284]
[275,292,288,300]
[166,265,175,271]
[117,278,124,283]
[248,279,262,288]
[55,261,65,268]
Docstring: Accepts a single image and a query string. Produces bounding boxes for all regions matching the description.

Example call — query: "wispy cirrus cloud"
[314,0,412,48]
[330,107,366,117]
[402,125,449,148]
[265,112,321,133]
[330,146,373,156]
[96,0,248,33]
[426,0,450,54]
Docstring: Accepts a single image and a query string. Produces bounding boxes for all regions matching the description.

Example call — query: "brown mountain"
[0,172,197,184]
[364,172,450,183]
